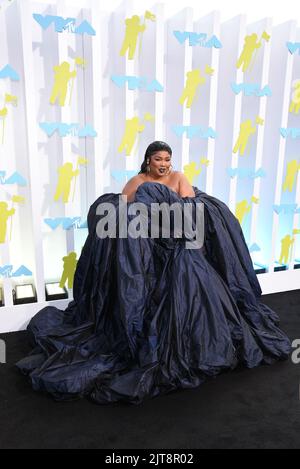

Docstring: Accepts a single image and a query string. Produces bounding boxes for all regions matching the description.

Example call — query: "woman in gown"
[16,141,291,404]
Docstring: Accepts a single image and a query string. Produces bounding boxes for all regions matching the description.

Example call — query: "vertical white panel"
[124,0,136,173]
[134,1,166,162]
[56,0,77,258]
[19,0,45,302]
[181,8,193,170]
[192,11,220,194]
[1,249,13,306]
[213,15,246,206]
[166,8,193,172]
[292,167,300,267]
[108,0,129,193]
[250,18,273,247]
[269,21,296,271]
[205,11,220,195]
[85,0,106,200]
[0,4,13,306]
[234,18,273,252]
[291,27,300,268]
[256,21,296,270]
[228,15,246,212]
[154,3,165,140]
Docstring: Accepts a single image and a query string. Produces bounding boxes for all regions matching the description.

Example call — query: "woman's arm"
[179,173,195,197]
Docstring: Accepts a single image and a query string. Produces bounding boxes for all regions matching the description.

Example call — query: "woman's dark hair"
[139,141,172,174]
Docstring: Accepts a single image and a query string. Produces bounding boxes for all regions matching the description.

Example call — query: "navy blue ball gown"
[16,182,291,404]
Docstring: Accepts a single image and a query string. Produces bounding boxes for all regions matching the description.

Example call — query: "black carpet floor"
[0,290,300,449]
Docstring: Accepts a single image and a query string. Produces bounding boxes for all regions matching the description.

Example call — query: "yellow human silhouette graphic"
[289,80,300,114]
[236,33,261,73]
[0,201,15,244]
[0,93,18,144]
[54,163,79,203]
[144,112,155,122]
[233,119,257,156]
[283,160,300,192]
[256,116,264,126]
[235,196,259,225]
[144,10,156,22]
[205,65,215,76]
[67,58,87,106]
[236,200,251,225]
[184,162,202,184]
[279,235,294,265]
[75,57,87,69]
[50,62,77,107]
[138,11,156,57]
[120,15,146,60]
[118,117,145,156]
[5,93,18,106]
[179,70,206,109]
[0,106,8,145]
[72,156,89,202]
[0,107,8,117]
[9,195,25,241]
[184,159,210,184]
[59,252,78,289]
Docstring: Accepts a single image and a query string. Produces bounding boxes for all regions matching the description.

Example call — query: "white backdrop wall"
[0,0,300,332]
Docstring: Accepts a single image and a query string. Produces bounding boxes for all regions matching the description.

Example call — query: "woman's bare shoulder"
[121,174,144,199]
[174,171,192,182]
[172,171,184,181]
[134,174,146,183]
[123,174,143,187]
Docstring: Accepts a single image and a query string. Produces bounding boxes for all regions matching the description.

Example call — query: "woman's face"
[149,151,172,177]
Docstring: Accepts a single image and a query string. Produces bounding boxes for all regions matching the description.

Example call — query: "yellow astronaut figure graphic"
[0,202,15,244]
[179,70,206,109]
[1,93,18,144]
[279,235,294,265]
[59,252,78,289]
[184,162,202,184]
[75,57,87,69]
[233,119,257,156]
[0,106,8,145]
[235,200,252,225]
[144,112,155,122]
[5,93,18,106]
[235,196,258,226]
[118,117,145,156]
[236,34,261,73]
[120,15,146,60]
[183,159,209,185]
[54,163,79,204]
[283,160,300,192]
[50,62,77,107]
[205,65,215,76]
[0,107,8,118]
[289,80,300,115]
[72,156,89,203]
